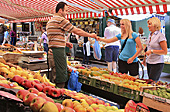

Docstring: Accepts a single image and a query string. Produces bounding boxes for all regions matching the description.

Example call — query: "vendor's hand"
[66,42,73,49]
[48,49,53,55]
[127,57,134,64]
[145,50,152,56]
[91,33,97,39]
[96,36,101,41]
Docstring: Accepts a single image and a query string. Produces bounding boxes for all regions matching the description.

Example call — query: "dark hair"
[56,2,67,13]
[43,27,46,31]
[138,27,143,34]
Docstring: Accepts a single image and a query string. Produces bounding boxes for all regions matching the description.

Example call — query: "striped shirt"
[46,13,74,48]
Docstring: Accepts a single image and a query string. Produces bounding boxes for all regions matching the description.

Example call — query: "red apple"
[38,92,47,98]
[22,80,33,88]
[34,80,40,84]
[23,93,37,105]
[0,83,10,88]
[30,96,46,112]
[28,88,39,94]
[62,99,73,108]
[44,97,54,103]
[34,84,43,92]
[55,103,64,112]
[50,88,61,97]
[61,107,75,112]
[43,86,52,95]
[12,75,23,84]
[42,82,50,86]
[16,89,30,100]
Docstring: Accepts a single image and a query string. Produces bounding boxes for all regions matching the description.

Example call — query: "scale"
[20,51,46,63]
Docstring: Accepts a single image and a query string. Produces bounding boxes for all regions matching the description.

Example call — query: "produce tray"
[113,85,141,101]
[78,75,92,85]
[91,78,115,92]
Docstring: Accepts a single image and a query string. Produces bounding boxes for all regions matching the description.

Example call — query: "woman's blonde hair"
[147,17,161,31]
[120,19,133,37]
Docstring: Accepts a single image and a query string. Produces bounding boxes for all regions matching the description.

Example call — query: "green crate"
[114,85,141,101]
[91,78,115,92]
[78,75,92,85]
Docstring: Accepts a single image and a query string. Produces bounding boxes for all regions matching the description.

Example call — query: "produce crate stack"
[19,51,48,71]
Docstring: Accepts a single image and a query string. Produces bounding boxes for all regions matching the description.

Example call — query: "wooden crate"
[2,53,23,64]
[19,61,48,71]
[143,96,170,112]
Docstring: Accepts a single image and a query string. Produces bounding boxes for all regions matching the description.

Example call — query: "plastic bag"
[67,70,82,92]
[93,39,102,60]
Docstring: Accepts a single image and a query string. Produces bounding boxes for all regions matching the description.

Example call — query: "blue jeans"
[10,37,16,46]
[43,43,48,53]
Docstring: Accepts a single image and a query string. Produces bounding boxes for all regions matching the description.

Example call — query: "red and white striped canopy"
[0,0,169,23]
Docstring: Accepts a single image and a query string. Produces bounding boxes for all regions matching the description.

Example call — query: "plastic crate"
[114,85,141,101]
[78,75,92,85]
[91,78,115,92]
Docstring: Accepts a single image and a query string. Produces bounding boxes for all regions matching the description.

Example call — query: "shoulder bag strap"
[121,35,129,52]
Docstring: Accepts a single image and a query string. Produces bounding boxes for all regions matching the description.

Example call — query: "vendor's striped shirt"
[46,13,74,48]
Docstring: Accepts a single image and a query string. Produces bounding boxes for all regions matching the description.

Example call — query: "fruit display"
[143,87,170,99]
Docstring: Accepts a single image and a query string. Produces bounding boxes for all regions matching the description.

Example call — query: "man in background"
[104,19,121,72]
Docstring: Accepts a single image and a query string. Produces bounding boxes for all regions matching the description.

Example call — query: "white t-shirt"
[104,25,121,47]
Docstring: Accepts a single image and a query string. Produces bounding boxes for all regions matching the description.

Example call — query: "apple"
[105,106,113,111]
[30,96,46,112]
[12,75,22,84]
[23,93,37,105]
[104,103,111,106]
[99,107,107,112]
[96,100,105,105]
[44,97,54,103]
[0,83,10,88]
[55,103,64,112]
[43,86,52,95]
[39,101,58,112]
[38,92,47,98]
[50,88,61,97]
[22,80,34,88]
[74,105,86,112]
[86,106,95,112]
[90,104,99,111]
[42,82,50,86]
[62,99,73,108]
[85,98,93,105]
[16,89,30,100]
[34,84,44,92]
[60,107,75,112]
[111,106,118,111]
[34,79,41,84]
[28,88,39,94]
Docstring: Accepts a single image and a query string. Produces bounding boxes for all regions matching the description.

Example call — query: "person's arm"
[127,36,143,64]
[66,42,73,49]
[97,36,118,43]
[39,34,44,46]
[66,33,71,42]
[72,27,97,39]
[146,40,167,56]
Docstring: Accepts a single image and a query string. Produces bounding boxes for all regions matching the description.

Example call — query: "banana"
[43,74,56,87]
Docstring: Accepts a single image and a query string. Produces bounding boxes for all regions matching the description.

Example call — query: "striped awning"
[0,0,169,23]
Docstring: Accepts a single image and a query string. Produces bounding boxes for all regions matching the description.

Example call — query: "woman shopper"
[97,19,143,77]
[143,17,167,81]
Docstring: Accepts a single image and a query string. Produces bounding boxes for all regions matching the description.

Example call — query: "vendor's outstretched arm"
[72,27,97,39]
